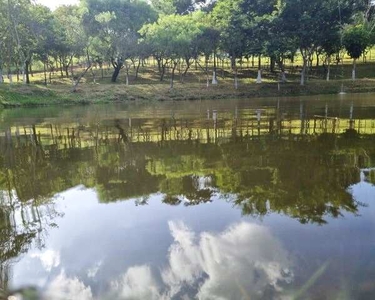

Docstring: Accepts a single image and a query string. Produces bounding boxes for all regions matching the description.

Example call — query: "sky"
[36,0,79,10]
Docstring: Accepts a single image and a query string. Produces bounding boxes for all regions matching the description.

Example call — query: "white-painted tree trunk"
[212,71,218,85]
[256,69,262,84]
[326,57,331,81]
[22,69,26,84]
[126,73,129,86]
[9,74,13,84]
[281,71,286,83]
[352,58,356,81]
[0,70,3,83]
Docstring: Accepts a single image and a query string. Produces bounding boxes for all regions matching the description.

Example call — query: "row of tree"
[0,0,375,88]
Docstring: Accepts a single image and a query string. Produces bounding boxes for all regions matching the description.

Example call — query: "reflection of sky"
[10,175,375,299]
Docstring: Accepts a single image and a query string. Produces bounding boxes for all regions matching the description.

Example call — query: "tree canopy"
[0,0,373,86]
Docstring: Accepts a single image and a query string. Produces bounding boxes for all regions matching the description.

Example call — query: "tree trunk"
[234,68,238,89]
[230,56,238,89]
[256,56,262,84]
[43,60,47,86]
[270,56,276,73]
[59,59,64,78]
[157,57,164,81]
[29,63,33,77]
[65,66,69,78]
[181,57,191,82]
[300,57,307,86]
[135,59,141,80]
[276,58,286,83]
[170,61,178,89]
[25,60,30,84]
[125,69,129,86]
[160,63,166,81]
[72,65,92,92]
[352,58,356,81]
[212,51,218,85]
[0,69,3,83]
[326,56,331,81]
[91,68,96,84]
[111,62,122,83]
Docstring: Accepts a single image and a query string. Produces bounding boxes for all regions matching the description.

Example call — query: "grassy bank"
[2,79,375,108]
[2,59,375,108]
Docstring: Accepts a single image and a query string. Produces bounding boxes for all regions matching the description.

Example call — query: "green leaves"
[343,24,370,59]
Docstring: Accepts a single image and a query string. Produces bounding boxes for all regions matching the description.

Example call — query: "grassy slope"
[1,61,375,108]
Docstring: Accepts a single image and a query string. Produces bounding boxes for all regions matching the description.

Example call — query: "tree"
[320,30,342,81]
[280,0,357,85]
[52,5,87,79]
[82,0,157,83]
[140,12,207,88]
[241,0,280,83]
[7,0,53,84]
[343,24,370,80]
[213,0,248,89]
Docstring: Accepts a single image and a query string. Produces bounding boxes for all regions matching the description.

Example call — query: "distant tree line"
[0,0,374,88]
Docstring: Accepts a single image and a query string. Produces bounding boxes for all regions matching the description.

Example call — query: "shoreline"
[1,79,375,108]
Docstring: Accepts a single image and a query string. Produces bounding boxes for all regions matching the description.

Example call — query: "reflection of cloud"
[87,261,103,279]
[31,250,60,272]
[110,266,161,300]
[111,221,293,300]
[43,271,93,300]
[164,221,293,300]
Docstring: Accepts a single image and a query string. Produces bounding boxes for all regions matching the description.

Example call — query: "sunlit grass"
[2,59,375,107]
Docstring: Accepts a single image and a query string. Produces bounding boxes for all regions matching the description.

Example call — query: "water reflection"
[0,98,375,298]
[1,126,372,223]
[109,221,292,300]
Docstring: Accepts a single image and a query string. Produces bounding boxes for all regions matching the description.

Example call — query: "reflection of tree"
[0,119,374,294]
[216,138,364,224]
[0,189,61,292]
[160,176,214,206]
[1,126,374,226]
[149,136,372,224]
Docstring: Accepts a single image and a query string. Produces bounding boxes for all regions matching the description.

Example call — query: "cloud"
[110,265,161,300]
[163,221,293,300]
[110,221,293,300]
[87,261,103,279]
[43,271,93,300]
[31,250,60,272]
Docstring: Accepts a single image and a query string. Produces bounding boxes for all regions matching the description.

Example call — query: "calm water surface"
[1,94,375,299]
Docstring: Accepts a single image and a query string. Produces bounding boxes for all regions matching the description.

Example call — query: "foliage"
[343,24,370,59]
[0,0,373,86]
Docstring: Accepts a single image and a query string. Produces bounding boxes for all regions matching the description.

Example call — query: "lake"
[1,94,375,300]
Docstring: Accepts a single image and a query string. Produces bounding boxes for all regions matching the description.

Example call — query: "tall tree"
[140,12,207,88]
[53,5,87,78]
[7,0,53,84]
[279,0,357,85]
[343,24,370,80]
[213,0,248,88]
[82,0,157,83]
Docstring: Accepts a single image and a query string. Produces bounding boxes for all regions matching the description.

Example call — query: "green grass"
[2,61,375,108]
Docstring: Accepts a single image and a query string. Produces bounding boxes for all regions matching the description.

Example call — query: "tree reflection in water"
[0,110,374,296]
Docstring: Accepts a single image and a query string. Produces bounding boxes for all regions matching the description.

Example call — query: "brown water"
[1,94,375,299]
